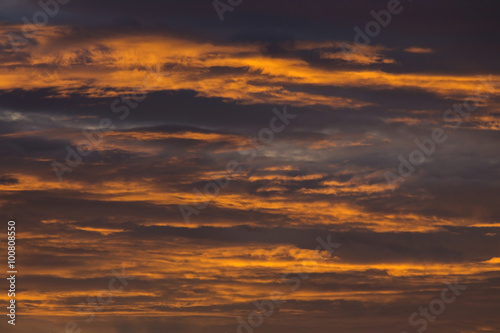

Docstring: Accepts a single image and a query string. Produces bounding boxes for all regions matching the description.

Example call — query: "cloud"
[0,1,499,332]
[404,47,434,54]
[0,175,18,185]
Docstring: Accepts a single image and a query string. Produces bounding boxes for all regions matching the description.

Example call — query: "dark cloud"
[0,174,18,185]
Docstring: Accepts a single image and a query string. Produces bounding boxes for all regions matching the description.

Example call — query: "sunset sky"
[0,0,499,332]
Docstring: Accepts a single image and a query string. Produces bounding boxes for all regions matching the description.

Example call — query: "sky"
[0,0,499,332]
